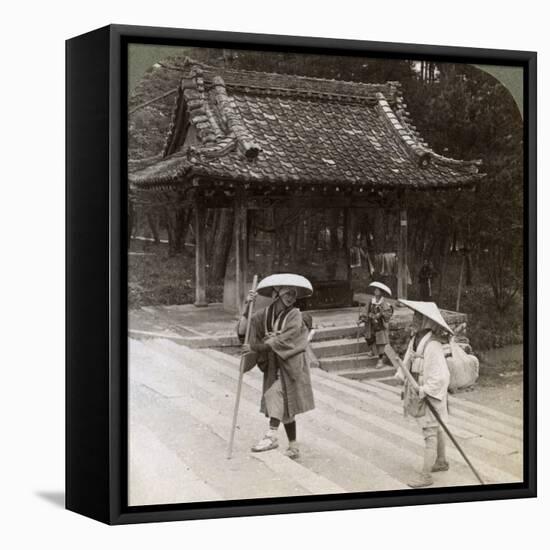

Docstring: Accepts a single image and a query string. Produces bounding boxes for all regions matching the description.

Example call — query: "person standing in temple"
[237,274,315,460]
[418,259,438,301]
[395,300,453,488]
[359,281,394,368]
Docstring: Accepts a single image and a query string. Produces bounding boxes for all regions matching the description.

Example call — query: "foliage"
[128,241,223,309]
[422,256,523,351]
[402,64,524,312]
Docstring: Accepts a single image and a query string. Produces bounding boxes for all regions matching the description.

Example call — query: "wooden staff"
[227,275,258,459]
[384,344,485,485]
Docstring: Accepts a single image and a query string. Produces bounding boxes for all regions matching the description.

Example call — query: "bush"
[434,267,523,350]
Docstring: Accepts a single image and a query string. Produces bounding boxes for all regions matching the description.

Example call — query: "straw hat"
[256,273,313,299]
[398,299,454,335]
[368,281,392,296]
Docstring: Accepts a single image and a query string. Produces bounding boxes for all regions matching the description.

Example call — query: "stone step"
[311,338,369,358]
[366,378,524,442]
[171,345,483,486]
[311,324,361,342]
[322,373,522,458]
[133,339,407,494]
[131,338,522,496]
[318,353,379,372]
[338,367,397,380]
[164,325,363,349]
[197,346,520,484]
[198,347,521,475]
[194,343,522,449]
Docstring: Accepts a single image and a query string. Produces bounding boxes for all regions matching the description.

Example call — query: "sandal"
[432,460,450,472]
[407,473,434,488]
[284,446,300,460]
[251,433,278,453]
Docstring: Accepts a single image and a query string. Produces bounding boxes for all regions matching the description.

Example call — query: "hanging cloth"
[360,247,375,276]
[349,246,361,268]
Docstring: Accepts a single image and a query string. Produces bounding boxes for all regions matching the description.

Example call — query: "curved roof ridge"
[377,85,482,173]
[211,75,261,160]
[165,57,396,92]
[163,63,261,160]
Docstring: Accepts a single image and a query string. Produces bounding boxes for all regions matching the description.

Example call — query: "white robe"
[402,331,450,428]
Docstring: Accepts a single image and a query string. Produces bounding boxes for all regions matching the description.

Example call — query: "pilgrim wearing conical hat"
[396,299,452,488]
[398,299,454,335]
[236,273,315,461]
[358,281,394,368]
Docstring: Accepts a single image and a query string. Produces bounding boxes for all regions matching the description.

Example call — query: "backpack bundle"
[444,338,480,392]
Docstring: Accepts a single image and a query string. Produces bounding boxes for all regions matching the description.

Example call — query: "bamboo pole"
[227,275,259,459]
[384,344,485,485]
[456,253,466,312]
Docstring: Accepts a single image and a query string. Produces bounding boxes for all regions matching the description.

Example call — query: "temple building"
[129,60,484,311]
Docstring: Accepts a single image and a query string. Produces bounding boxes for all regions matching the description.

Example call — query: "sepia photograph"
[126,43,525,507]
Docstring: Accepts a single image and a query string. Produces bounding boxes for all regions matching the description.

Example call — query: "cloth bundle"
[445,340,480,392]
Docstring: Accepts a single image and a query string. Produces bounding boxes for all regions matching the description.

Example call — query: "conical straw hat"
[398,299,454,334]
[256,273,313,298]
[368,281,392,296]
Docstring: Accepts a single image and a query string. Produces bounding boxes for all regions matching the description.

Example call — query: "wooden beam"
[234,195,249,311]
[202,195,387,210]
[266,207,274,274]
[193,193,208,307]
[397,207,408,300]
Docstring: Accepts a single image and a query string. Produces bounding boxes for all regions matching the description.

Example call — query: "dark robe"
[359,297,393,353]
[242,304,315,420]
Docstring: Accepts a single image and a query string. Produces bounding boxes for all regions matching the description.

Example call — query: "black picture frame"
[66,24,537,525]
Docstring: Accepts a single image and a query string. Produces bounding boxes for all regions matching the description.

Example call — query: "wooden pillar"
[344,207,353,289]
[266,206,274,273]
[193,193,208,307]
[397,206,408,300]
[234,195,248,311]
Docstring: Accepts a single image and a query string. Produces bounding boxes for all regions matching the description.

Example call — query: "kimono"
[400,330,450,428]
[242,303,315,422]
[359,296,393,355]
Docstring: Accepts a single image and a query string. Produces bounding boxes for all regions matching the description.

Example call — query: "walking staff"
[227,275,258,459]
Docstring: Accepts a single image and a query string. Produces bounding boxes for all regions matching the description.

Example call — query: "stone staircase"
[311,330,396,381]
[128,336,523,506]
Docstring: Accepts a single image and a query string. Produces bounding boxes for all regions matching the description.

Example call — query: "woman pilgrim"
[359,281,394,368]
[236,274,315,460]
[396,300,453,488]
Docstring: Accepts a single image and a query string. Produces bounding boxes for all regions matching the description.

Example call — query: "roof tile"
[130,62,484,190]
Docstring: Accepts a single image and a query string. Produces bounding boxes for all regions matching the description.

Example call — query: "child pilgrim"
[237,274,315,460]
[395,299,453,488]
[359,281,394,368]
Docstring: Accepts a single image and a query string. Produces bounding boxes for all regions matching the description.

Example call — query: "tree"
[402,63,523,310]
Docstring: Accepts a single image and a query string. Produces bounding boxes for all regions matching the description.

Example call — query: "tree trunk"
[174,207,190,254]
[209,209,234,281]
[327,209,341,279]
[466,250,473,286]
[147,211,160,244]
[128,201,135,248]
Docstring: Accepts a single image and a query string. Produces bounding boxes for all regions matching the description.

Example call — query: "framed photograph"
[66,24,536,524]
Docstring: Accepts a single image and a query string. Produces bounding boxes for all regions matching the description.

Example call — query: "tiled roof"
[130,60,484,191]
